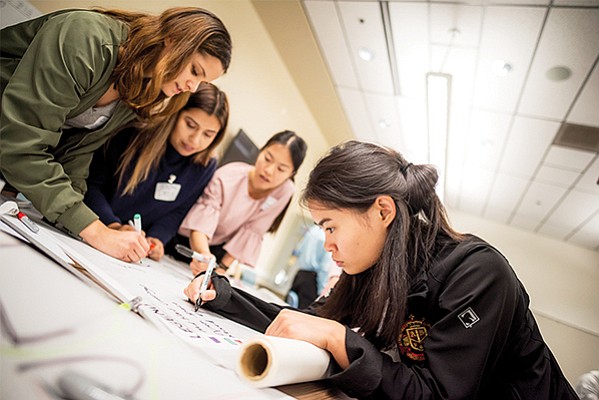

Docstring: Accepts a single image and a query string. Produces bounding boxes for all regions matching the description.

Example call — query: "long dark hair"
[117,82,229,195]
[301,140,463,349]
[261,130,307,233]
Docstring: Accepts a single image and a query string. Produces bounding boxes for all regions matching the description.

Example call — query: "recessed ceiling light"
[479,138,494,148]
[546,66,572,81]
[378,118,391,128]
[358,47,375,62]
[492,60,513,77]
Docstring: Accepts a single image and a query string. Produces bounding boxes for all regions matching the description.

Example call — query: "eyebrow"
[316,218,331,226]
[185,115,199,127]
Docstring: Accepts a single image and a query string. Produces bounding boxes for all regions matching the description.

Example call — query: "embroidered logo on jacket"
[399,314,430,362]
[458,307,480,328]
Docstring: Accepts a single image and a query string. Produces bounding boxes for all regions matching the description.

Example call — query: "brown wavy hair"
[301,140,464,349]
[95,7,232,120]
[116,82,229,195]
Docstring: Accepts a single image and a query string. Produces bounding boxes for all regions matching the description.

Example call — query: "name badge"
[155,182,181,202]
[260,196,277,211]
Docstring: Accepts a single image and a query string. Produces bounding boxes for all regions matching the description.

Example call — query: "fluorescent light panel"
[426,72,451,201]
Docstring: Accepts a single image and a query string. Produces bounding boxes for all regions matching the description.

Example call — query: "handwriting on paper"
[139,285,246,347]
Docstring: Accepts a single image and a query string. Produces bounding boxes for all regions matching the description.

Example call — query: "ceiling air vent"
[553,123,599,152]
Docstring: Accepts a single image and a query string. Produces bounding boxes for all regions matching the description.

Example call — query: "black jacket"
[204,235,577,399]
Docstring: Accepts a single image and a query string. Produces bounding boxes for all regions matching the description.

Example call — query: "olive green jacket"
[0,9,135,235]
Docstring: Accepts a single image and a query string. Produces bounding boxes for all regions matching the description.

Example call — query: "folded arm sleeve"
[222,226,265,267]
[223,185,294,266]
[178,174,223,239]
[203,275,287,333]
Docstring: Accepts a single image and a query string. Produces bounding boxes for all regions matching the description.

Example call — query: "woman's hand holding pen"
[107,222,146,235]
[183,274,216,305]
[265,309,350,370]
[80,220,150,263]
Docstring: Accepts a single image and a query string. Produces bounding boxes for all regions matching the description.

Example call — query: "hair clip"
[400,163,413,176]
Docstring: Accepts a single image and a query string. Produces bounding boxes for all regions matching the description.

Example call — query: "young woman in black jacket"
[185,140,577,399]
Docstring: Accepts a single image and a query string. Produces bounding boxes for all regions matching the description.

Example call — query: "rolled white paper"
[236,335,330,388]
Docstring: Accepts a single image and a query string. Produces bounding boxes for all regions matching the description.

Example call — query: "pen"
[174,244,213,263]
[17,211,39,233]
[195,256,216,312]
[133,213,142,233]
[175,245,216,311]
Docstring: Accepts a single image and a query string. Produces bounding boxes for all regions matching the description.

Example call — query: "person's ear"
[164,37,173,48]
[375,195,396,227]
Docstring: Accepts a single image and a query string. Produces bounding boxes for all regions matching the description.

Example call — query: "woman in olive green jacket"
[0,7,231,262]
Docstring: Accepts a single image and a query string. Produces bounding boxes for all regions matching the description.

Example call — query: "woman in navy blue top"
[85,82,229,260]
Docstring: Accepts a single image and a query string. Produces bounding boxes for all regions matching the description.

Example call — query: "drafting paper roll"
[236,335,330,388]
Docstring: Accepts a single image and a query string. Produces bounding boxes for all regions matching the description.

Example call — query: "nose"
[189,131,201,146]
[185,76,201,93]
[264,163,275,176]
[323,236,336,253]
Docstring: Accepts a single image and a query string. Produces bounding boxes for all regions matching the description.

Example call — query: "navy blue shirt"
[84,127,217,245]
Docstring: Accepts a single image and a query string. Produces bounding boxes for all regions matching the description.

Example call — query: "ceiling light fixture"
[546,66,572,81]
[492,60,513,77]
[358,47,375,62]
[378,118,391,128]
[426,72,451,201]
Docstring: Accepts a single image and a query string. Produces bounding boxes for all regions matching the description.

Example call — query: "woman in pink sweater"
[175,130,307,274]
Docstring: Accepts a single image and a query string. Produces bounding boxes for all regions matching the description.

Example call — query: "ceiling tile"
[518,9,599,120]
[338,1,394,94]
[395,96,428,162]
[536,165,580,187]
[512,181,567,224]
[485,173,530,223]
[472,6,545,113]
[575,156,599,194]
[303,0,359,88]
[444,185,460,210]
[364,92,403,149]
[498,116,560,178]
[566,210,599,249]
[538,189,599,238]
[567,61,599,127]
[446,153,468,211]
[543,145,596,171]
[464,109,511,170]
[457,168,494,215]
[429,4,482,48]
[337,87,376,142]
